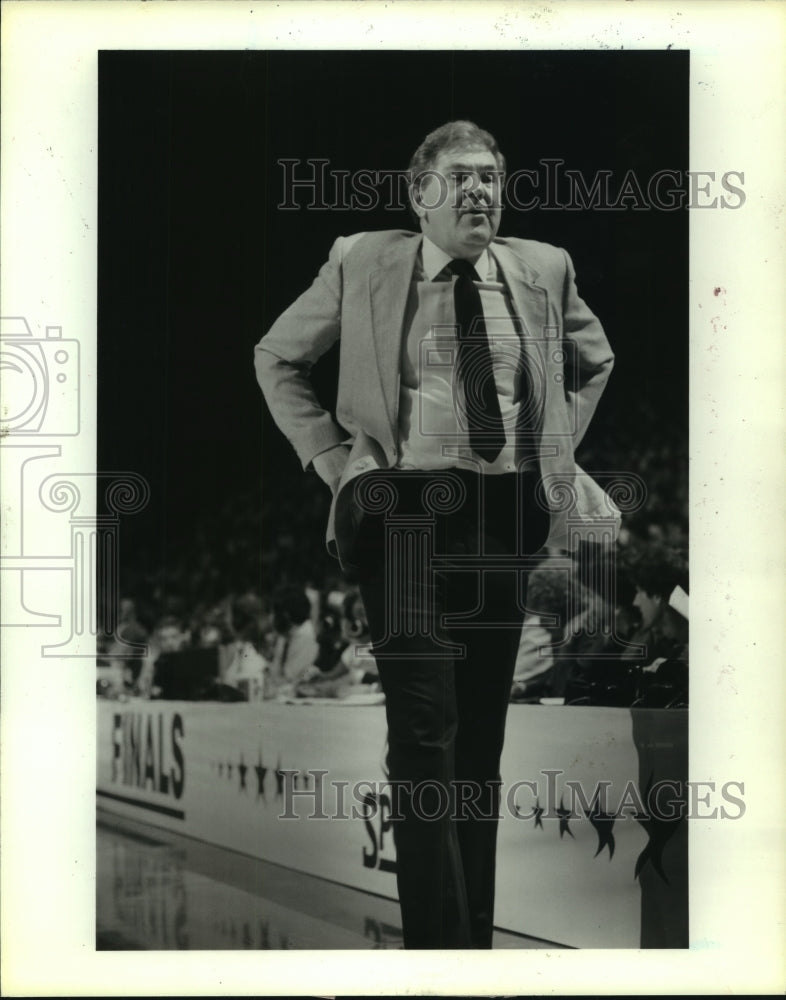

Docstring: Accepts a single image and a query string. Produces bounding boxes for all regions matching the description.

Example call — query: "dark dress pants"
[355,468,548,949]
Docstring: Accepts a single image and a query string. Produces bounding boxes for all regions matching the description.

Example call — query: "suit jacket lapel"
[368,235,422,440]
[490,241,552,434]
[489,241,548,339]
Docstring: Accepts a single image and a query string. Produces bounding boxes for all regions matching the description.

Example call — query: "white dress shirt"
[396,235,537,473]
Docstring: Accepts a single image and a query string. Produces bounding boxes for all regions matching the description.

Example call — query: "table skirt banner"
[96,700,687,948]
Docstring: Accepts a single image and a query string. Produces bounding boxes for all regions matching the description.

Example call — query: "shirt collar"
[421,235,491,282]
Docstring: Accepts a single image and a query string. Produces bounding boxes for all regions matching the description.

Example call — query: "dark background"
[98,50,688,610]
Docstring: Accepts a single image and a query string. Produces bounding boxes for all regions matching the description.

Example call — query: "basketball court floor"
[97,811,560,951]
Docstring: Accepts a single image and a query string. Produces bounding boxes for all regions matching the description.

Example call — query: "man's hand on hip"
[312,444,351,494]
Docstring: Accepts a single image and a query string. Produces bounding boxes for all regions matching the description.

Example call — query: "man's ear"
[409,182,427,221]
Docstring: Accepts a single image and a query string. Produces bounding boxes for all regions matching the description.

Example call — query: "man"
[255,121,614,948]
[627,544,689,667]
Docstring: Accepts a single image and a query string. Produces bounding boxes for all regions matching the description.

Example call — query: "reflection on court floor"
[97,810,555,950]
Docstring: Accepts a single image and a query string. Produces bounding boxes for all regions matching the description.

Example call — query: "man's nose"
[466,179,492,204]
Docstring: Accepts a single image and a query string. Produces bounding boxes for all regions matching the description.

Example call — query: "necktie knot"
[447,258,480,281]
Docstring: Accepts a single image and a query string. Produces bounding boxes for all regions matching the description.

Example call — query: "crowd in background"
[98,400,688,709]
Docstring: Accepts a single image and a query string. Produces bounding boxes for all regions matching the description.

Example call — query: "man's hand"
[312,444,351,494]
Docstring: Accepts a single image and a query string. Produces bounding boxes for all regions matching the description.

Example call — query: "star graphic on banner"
[634,772,684,884]
[512,796,544,828]
[238,754,248,792]
[274,757,286,799]
[259,919,270,950]
[556,796,575,839]
[533,799,544,829]
[255,751,268,800]
[585,792,616,859]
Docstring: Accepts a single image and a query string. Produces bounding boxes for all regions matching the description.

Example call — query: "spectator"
[268,585,319,697]
[313,600,348,674]
[223,596,270,701]
[294,591,379,698]
[101,598,149,695]
[337,591,378,687]
[136,615,188,698]
[223,640,270,701]
[626,543,688,667]
[511,560,570,701]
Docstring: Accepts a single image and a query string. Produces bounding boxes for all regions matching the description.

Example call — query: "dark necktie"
[447,258,505,462]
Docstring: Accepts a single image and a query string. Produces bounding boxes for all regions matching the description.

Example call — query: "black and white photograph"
[2,2,785,996]
[95,47,691,953]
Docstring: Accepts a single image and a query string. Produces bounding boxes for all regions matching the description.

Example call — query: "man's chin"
[461,214,497,240]
[462,225,495,247]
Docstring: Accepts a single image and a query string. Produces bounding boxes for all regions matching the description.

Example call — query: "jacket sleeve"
[254,237,348,469]
[560,248,614,450]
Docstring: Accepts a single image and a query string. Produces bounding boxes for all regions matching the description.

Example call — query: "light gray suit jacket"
[255,229,616,571]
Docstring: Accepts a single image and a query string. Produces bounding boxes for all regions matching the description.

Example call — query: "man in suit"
[255,121,614,948]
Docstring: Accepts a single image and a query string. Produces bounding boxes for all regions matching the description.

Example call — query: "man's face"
[413,145,503,261]
[157,625,183,653]
[633,587,662,630]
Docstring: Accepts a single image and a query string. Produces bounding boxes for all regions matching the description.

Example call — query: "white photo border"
[2,0,785,995]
